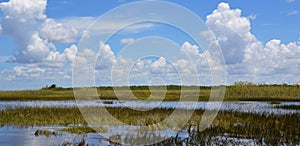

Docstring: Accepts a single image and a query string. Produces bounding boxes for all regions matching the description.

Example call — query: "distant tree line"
[41,84,72,91]
[41,82,300,91]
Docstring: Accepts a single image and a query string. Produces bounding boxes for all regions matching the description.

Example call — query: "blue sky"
[0,0,299,90]
[44,0,300,43]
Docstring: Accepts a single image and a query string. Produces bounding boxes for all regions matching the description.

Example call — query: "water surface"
[1,100,299,115]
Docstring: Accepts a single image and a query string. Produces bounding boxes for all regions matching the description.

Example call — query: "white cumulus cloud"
[96,41,116,70]
[207,2,300,84]
[39,18,78,43]
[1,1,300,87]
[0,0,80,66]
[206,2,259,64]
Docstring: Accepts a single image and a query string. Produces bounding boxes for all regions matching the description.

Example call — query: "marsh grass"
[212,111,300,143]
[0,107,87,126]
[59,126,100,134]
[105,107,175,125]
[0,90,75,101]
[0,84,300,101]
[226,83,300,101]
[154,111,300,145]
[0,106,299,145]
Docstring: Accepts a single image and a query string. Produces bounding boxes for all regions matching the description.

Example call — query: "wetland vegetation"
[0,82,300,101]
[0,83,299,145]
[0,106,299,145]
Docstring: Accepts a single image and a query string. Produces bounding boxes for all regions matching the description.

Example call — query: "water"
[0,125,261,146]
[0,100,299,115]
[0,125,110,146]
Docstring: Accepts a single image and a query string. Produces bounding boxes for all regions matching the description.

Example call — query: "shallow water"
[0,125,109,146]
[0,125,72,146]
[0,100,299,115]
[0,125,262,146]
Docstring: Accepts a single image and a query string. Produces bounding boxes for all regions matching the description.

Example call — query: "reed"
[225,83,300,101]
[0,106,299,145]
[0,107,86,126]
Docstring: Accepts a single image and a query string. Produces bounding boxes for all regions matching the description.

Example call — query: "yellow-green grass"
[59,126,103,134]
[0,107,86,126]
[225,84,300,101]
[0,84,299,101]
[0,90,75,101]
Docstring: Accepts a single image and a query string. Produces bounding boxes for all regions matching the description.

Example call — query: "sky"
[0,0,299,90]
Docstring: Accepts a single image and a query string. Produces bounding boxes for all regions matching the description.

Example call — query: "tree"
[49,84,56,89]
